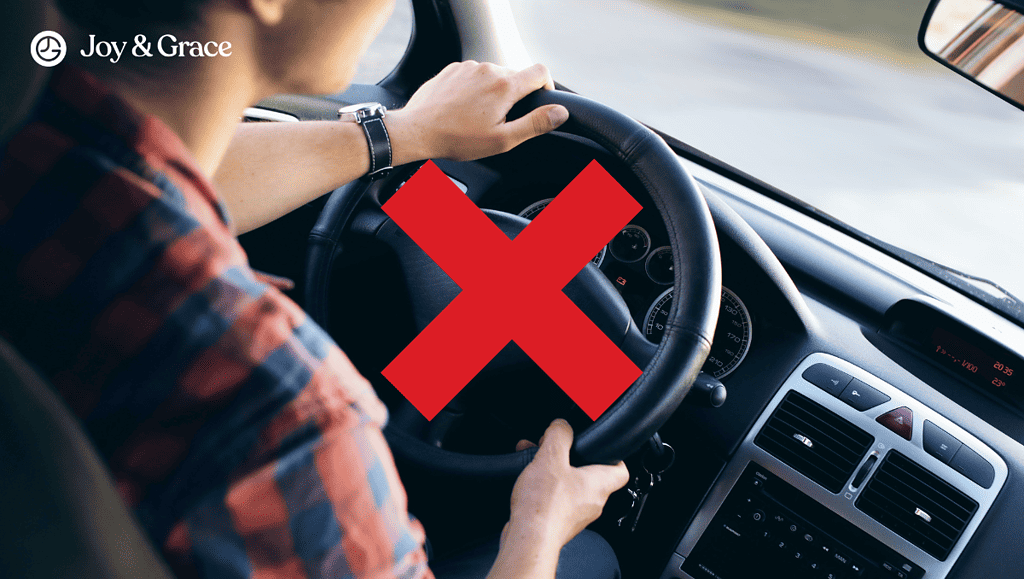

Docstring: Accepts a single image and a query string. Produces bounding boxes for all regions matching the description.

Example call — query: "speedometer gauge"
[643,287,753,379]
[518,198,606,267]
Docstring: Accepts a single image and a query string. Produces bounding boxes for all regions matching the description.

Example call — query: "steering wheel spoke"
[621,320,659,369]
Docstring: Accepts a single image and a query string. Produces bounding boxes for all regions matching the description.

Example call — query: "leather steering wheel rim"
[305,89,721,476]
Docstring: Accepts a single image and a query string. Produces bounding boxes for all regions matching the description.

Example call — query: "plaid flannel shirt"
[0,67,432,579]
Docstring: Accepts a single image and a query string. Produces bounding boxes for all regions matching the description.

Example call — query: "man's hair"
[55,0,205,37]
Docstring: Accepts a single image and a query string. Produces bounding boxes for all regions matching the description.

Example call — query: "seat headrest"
[0,1,60,143]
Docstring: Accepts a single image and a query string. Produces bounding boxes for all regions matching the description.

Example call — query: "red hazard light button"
[877,406,913,440]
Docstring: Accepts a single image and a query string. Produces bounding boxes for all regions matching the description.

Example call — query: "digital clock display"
[930,326,1017,392]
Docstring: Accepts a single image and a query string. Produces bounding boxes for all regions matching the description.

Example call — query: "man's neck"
[98,21,267,177]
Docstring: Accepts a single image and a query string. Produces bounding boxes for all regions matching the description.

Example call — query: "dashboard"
[242,93,1024,579]
[432,133,1024,579]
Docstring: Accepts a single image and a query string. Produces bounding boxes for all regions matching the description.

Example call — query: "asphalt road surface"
[358,0,1024,299]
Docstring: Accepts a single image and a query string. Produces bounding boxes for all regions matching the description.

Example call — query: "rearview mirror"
[921,0,1024,111]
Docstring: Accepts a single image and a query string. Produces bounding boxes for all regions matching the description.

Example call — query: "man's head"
[53,0,396,96]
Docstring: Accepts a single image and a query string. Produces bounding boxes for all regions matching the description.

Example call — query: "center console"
[661,353,1006,579]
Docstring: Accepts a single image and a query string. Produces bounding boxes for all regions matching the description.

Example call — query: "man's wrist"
[383,108,432,166]
[488,520,561,579]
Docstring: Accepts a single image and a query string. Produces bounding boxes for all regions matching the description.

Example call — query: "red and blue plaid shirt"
[0,67,432,579]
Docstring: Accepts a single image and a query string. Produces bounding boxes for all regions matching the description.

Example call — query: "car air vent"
[754,390,874,493]
[856,451,978,561]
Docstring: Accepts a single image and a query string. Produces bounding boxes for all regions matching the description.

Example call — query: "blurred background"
[356,0,1024,302]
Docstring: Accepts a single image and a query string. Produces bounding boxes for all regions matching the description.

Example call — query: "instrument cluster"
[518,198,753,379]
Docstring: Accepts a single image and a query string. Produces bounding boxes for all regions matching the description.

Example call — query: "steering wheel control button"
[802,363,853,397]
[689,372,728,408]
[608,224,650,262]
[923,420,962,464]
[876,406,914,440]
[950,445,996,489]
[839,379,891,411]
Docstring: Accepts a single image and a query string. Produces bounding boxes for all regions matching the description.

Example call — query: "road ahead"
[361,0,1024,298]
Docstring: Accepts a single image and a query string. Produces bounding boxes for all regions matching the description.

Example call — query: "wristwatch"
[338,102,393,180]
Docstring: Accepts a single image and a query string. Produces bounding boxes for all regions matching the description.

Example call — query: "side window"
[352,0,413,85]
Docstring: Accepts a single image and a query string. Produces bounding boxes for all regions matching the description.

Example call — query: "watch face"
[338,102,386,121]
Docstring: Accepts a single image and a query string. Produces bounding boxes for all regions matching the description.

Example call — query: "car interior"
[3,0,1024,578]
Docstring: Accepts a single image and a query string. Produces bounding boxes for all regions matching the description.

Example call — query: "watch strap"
[361,116,392,179]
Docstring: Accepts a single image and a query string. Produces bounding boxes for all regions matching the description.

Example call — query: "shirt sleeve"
[125,215,435,579]
[158,268,435,579]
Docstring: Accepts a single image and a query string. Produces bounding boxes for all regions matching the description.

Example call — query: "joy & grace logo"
[31,31,232,66]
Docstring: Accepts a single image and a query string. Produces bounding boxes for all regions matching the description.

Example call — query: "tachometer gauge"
[609,225,651,263]
[518,198,606,267]
[644,286,752,379]
[645,246,673,285]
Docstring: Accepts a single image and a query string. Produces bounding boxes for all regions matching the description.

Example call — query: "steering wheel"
[305,90,721,476]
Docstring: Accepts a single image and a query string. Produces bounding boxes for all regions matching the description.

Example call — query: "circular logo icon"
[31,31,67,67]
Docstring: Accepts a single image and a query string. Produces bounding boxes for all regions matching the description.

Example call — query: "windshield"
[508,0,1024,300]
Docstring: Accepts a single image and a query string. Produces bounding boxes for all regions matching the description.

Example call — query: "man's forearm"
[214,61,568,236]
[213,112,427,235]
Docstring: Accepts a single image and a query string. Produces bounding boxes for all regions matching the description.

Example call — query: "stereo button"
[840,379,891,411]
[923,420,962,464]
[950,445,995,489]
[803,363,853,396]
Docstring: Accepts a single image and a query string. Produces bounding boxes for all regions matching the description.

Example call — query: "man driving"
[0,0,629,577]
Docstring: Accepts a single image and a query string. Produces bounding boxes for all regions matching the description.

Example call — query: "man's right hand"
[486,419,629,578]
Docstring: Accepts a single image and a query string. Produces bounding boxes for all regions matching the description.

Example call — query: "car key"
[616,480,641,528]
[618,471,658,533]
[618,440,675,532]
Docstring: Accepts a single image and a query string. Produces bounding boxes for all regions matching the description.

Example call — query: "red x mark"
[381,160,643,420]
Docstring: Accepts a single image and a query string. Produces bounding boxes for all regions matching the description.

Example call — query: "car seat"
[0,1,176,576]
[0,337,176,578]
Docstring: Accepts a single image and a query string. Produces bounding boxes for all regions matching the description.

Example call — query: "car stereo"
[661,353,1006,579]
[680,462,923,579]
